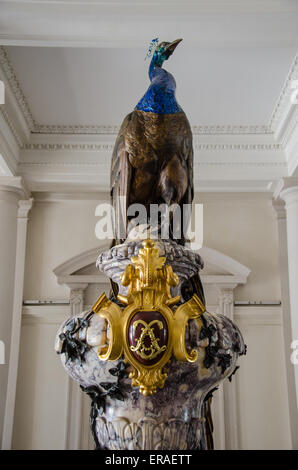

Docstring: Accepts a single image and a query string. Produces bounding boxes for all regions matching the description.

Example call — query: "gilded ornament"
[92,239,205,395]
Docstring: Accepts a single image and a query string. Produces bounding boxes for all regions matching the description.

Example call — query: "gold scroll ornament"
[92,239,205,396]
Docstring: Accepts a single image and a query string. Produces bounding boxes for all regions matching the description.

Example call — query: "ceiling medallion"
[92,239,205,396]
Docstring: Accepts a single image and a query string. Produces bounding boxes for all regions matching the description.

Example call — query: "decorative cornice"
[0,46,35,132]
[192,125,272,135]
[0,108,24,148]
[197,161,286,167]
[269,53,298,132]
[195,143,282,151]
[281,106,298,148]
[33,123,272,136]
[0,109,19,174]
[22,142,115,152]
[33,124,120,135]
[19,161,286,168]
[22,142,282,152]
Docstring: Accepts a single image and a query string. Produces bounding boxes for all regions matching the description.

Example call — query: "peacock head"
[148,38,182,66]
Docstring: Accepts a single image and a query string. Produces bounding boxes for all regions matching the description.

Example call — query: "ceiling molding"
[33,123,273,136]
[281,106,298,147]
[192,125,272,136]
[18,156,287,193]
[34,124,121,136]
[0,40,297,191]
[19,161,286,168]
[0,108,23,148]
[0,47,35,133]
[269,53,298,138]
[0,108,20,175]
[22,141,282,152]
[19,128,287,193]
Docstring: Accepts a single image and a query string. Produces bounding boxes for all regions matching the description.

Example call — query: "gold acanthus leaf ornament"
[92,239,205,396]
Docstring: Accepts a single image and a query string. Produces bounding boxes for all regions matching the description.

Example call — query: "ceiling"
[6,45,297,127]
[1,1,298,192]
[2,0,298,130]
[1,1,298,49]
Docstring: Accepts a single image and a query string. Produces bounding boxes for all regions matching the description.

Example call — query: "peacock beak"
[164,38,183,57]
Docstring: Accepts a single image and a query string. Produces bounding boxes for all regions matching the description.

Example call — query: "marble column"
[65,283,88,450]
[0,176,30,447]
[272,197,298,448]
[278,177,298,449]
[217,284,239,450]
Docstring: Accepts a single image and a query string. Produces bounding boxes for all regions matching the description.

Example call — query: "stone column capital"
[66,284,88,317]
[216,284,237,320]
[66,284,88,305]
[217,287,235,304]
[272,197,286,220]
[18,198,33,218]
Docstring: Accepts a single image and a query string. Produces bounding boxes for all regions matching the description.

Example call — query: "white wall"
[235,307,291,450]
[12,192,292,450]
[23,196,108,301]
[196,193,281,301]
[13,309,69,450]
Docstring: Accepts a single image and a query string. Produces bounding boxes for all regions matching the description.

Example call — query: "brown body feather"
[110,109,205,306]
[110,110,193,244]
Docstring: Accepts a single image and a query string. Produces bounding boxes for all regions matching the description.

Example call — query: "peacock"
[110,38,204,305]
[110,38,193,245]
[109,39,211,447]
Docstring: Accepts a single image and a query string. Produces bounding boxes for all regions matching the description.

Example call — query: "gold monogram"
[92,239,206,396]
[130,319,167,360]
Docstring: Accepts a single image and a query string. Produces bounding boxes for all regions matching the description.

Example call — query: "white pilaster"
[272,197,298,448]
[64,283,88,450]
[2,197,33,450]
[277,177,298,449]
[217,284,239,450]
[0,176,30,447]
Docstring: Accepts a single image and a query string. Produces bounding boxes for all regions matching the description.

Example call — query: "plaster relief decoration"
[55,39,246,450]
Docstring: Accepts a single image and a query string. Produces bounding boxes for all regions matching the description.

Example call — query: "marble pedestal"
[55,239,245,450]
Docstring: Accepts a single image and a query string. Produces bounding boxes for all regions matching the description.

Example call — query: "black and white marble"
[55,239,245,450]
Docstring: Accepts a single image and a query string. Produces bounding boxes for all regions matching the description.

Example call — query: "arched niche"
[53,243,250,312]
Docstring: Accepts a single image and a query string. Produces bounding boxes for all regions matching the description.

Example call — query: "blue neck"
[135,56,182,114]
[149,59,158,81]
